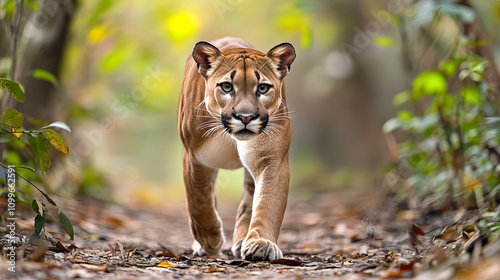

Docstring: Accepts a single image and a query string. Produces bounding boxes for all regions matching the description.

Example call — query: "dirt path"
[2,186,499,279]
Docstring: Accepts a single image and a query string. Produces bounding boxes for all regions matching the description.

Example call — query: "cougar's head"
[192,41,295,141]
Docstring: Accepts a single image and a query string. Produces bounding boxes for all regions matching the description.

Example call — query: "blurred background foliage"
[1,0,499,211]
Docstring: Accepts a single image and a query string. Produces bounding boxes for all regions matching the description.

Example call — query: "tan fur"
[178,37,295,261]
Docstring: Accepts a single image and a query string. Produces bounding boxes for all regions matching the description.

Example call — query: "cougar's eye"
[257,84,271,95]
[219,82,233,94]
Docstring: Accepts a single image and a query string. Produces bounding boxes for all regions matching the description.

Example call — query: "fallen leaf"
[229,260,251,267]
[399,259,416,271]
[79,263,109,272]
[106,216,127,228]
[156,260,175,268]
[156,251,176,258]
[350,233,364,243]
[270,258,304,266]
[410,223,425,249]
[433,247,447,264]
[382,269,403,278]
[412,224,425,236]
[438,227,461,241]
[206,267,226,273]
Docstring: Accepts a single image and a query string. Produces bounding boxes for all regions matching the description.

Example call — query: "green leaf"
[2,108,24,128]
[24,0,40,11]
[412,70,447,97]
[300,25,312,49]
[28,133,52,174]
[30,213,46,244]
[1,0,16,14]
[372,36,394,47]
[0,78,25,103]
[43,129,69,155]
[436,93,457,114]
[89,0,114,26]
[32,199,40,214]
[99,47,131,73]
[0,130,11,143]
[33,69,59,86]
[393,91,411,106]
[58,210,75,240]
[40,121,71,132]
[440,60,458,77]
[398,110,413,122]
[461,85,482,106]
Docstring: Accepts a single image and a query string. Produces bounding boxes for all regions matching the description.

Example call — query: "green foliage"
[385,42,500,215]
[33,69,59,87]
[28,198,75,244]
[0,77,74,241]
[479,212,500,236]
[30,199,46,244]
[0,80,70,173]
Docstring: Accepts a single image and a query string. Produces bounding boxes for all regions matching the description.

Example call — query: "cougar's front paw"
[241,238,282,261]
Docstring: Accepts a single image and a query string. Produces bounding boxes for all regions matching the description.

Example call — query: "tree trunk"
[6,0,78,124]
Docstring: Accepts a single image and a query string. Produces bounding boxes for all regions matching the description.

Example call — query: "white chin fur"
[231,133,257,141]
[229,119,262,135]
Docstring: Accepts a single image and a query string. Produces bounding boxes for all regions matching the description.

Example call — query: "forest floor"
[1,185,499,279]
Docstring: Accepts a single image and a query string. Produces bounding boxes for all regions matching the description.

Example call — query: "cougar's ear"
[266,43,296,78]
[192,41,222,78]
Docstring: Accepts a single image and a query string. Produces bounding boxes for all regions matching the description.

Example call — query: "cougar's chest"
[195,135,242,170]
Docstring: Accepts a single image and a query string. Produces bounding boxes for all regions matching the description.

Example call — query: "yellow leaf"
[43,129,69,155]
[87,26,109,44]
[163,11,199,43]
[11,127,22,139]
[156,261,174,268]
[464,178,481,190]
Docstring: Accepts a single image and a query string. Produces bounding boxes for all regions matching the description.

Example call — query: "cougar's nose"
[235,113,257,125]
